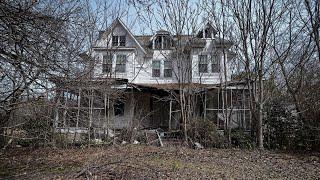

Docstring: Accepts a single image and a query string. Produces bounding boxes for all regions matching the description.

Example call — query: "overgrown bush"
[231,128,254,149]
[188,118,226,148]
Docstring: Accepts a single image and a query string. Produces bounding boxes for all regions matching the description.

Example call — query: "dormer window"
[197,23,217,39]
[112,35,126,47]
[153,30,172,49]
[204,28,212,38]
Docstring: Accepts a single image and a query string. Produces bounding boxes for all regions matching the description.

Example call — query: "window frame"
[102,53,113,73]
[119,36,126,46]
[115,54,126,73]
[112,36,118,47]
[112,35,126,47]
[163,60,172,78]
[152,60,161,77]
[211,54,220,73]
[198,54,208,73]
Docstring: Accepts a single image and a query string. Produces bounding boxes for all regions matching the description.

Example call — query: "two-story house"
[92,18,231,85]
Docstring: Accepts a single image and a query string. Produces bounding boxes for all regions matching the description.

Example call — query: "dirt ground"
[0,145,319,179]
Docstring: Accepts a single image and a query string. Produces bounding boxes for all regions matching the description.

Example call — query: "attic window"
[154,35,171,49]
[197,27,213,39]
[204,28,212,38]
[112,36,126,47]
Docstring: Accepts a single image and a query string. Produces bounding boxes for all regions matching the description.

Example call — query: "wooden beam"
[169,92,172,131]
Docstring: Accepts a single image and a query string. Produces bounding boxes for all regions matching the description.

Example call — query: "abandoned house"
[53,18,251,140]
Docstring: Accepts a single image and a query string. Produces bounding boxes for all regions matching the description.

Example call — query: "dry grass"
[0,145,319,179]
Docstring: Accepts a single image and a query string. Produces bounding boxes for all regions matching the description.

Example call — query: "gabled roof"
[97,18,146,54]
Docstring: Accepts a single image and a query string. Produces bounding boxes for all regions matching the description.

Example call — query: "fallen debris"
[194,142,204,149]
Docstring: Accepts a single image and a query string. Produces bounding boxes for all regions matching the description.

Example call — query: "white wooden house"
[92,18,232,85]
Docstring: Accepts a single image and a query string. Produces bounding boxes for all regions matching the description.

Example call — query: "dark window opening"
[112,36,118,46]
[204,28,212,38]
[154,35,171,49]
[114,100,124,116]
[112,36,126,47]
[163,36,171,49]
[103,53,113,73]
[197,27,213,38]
[119,36,126,46]
[199,55,208,73]
[196,30,203,38]
[152,60,160,77]
[155,36,162,49]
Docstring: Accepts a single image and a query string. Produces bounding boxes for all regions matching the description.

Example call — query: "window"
[112,36,118,46]
[114,100,124,116]
[211,55,220,73]
[154,35,171,49]
[199,55,208,73]
[164,60,172,77]
[119,36,126,46]
[103,53,113,73]
[154,36,162,49]
[115,54,126,72]
[163,36,171,49]
[112,36,126,47]
[152,60,160,77]
[197,27,213,38]
[204,28,212,38]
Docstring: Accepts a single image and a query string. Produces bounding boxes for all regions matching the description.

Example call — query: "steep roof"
[97,18,146,54]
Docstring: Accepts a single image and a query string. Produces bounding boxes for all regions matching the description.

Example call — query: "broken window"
[164,60,172,77]
[152,60,160,77]
[103,53,113,73]
[211,54,220,73]
[115,54,126,72]
[199,55,208,73]
[114,100,124,116]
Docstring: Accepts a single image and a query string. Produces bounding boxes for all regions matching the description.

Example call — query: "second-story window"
[103,53,113,73]
[211,55,220,73]
[112,36,126,47]
[152,60,160,77]
[164,60,172,77]
[199,55,208,73]
[115,54,126,73]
